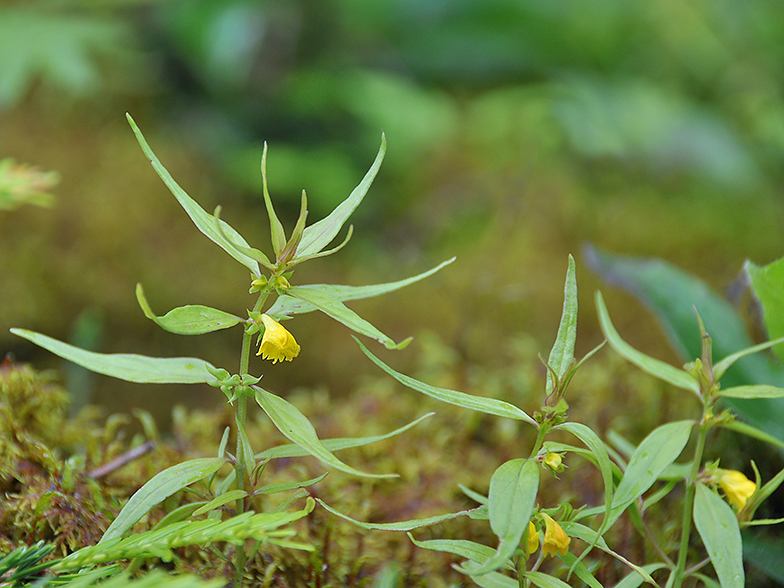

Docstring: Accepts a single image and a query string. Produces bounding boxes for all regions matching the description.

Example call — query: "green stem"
[670,419,709,588]
[233,288,270,587]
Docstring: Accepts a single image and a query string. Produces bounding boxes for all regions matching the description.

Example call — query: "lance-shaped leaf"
[260,142,287,257]
[126,114,261,276]
[718,385,784,399]
[693,483,744,588]
[316,499,476,531]
[461,459,539,576]
[546,255,578,396]
[407,535,515,572]
[135,284,243,335]
[11,329,219,385]
[256,412,433,459]
[296,134,386,257]
[100,457,227,543]
[356,338,537,426]
[287,285,408,349]
[266,257,456,320]
[555,422,614,535]
[253,387,395,478]
[607,420,694,529]
[595,291,700,396]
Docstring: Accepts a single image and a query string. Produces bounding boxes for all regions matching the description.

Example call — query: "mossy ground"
[7,326,779,587]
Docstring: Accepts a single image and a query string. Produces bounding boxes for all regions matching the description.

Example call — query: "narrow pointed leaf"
[296,134,386,257]
[524,571,573,588]
[100,457,226,542]
[253,387,394,478]
[11,328,219,385]
[608,420,693,529]
[288,285,406,349]
[693,483,744,588]
[136,284,242,335]
[316,498,476,531]
[713,336,784,381]
[464,459,538,576]
[266,257,456,320]
[127,114,260,276]
[611,564,668,588]
[192,489,248,516]
[560,522,656,584]
[261,142,287,256]
[256,472,328,496]
[718,385,784,399]
[356,338,537,426]
[256,412,433,459]
[721,420,784,452]
[406,535,515,571]
[555,422,614,534]
[547,255,578,395]
[595,291,699,395]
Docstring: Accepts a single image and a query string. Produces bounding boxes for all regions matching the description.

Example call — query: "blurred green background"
[3,0,784,423]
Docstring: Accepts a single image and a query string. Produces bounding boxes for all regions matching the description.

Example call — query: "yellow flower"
[544,452,563,471]
[527,521,540,555]
[717,469,756,511]
[257,314,300,363]
[541,513,570,558]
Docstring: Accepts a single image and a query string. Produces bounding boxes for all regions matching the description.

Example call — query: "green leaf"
[135,284,243,335]
[100,458,227,543]
[296,134,385,257]
[316,498,476,531]
[356,338,537,426]
[11,328,219,385]
[741,530,784,584]
[608,420,694,529]
[126,114,261,276]
[747,258,784,363]
[560,521,656,584]
[256,472,329,496]
[611,564,668,588]
[524,571,573,588]
[455,564,518,588]
[257,412,433,459]
[464,459,538,576]
[718,385,784,399]
[720,420,784,452]
[713,336,784,381]
[547,255,578,396]
[287,286,407,349]
[253,387,394,478]
[406,535,515,571]
[261,142,287,257]
[595,291,700,395]
[693,483,744,588]
[192,489,248,517]
[555,422,615,535]
[265,257,456,319]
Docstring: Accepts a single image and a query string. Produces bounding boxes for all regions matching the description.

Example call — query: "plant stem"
[233,289,270,587]
[670,418,709,588]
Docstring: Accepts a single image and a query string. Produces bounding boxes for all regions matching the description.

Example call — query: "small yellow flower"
[717,469,756,511]
[257,314,300,363]
[541,513,570,558]
[527,521,539,555]
[544,452,563,471]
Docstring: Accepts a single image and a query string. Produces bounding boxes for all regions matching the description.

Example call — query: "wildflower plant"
[319,256,784,588]
[11,114,452,585]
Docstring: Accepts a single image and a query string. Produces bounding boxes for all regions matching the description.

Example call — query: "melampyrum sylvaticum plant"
[11,114,452,586]
[318,256,784,588]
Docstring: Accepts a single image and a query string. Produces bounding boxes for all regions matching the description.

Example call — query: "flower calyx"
[206,366,261,403]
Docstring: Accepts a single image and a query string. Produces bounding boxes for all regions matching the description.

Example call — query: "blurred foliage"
[0,159,58,211]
